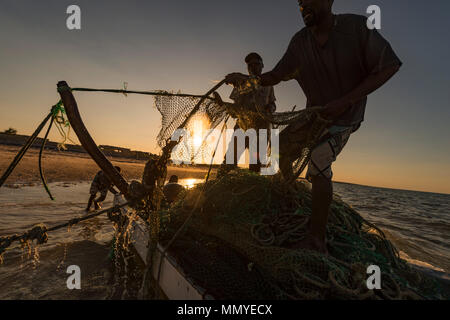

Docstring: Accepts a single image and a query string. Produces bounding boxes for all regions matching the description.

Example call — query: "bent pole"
[57,81,130,198]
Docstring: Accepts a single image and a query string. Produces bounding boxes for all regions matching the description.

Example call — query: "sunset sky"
[0,0,449,194]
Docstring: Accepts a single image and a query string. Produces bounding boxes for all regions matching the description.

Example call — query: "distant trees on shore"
[1,128,17,135]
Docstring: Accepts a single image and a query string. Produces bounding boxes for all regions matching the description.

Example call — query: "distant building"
[0,133,156,160]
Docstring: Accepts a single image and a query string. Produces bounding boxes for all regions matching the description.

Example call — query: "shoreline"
[0,145,213,186]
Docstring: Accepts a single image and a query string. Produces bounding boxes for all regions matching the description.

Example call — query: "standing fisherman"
[225,0,402,253]
[215,52,277,173]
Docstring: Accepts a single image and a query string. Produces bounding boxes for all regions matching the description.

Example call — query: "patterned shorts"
[305,125,354,181]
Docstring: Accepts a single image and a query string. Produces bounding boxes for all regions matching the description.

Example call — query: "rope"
[0,202,130,257]
[0,101,66,194]
[205,115,230,184]
[0,111,53,188]
[71,87,214,101]
[38,117,55,200]
[156,81,227,283]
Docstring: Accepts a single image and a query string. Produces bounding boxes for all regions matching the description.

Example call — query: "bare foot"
[296,234,329,255]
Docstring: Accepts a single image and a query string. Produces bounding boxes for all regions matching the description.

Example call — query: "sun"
[190,115,210,148]
[193,134,203,148]
[184,178,197,189]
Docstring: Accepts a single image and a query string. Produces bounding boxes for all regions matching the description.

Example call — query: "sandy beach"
[0,145,214,299]
[0,145,213,186]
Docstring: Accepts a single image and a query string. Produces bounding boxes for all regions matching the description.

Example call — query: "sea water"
[0,180,448,299]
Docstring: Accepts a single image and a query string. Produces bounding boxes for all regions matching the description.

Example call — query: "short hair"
[169,175,178,183]
[245,52,263,64]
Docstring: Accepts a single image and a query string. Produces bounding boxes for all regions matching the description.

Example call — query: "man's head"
[114,166,121,173]
[245,52,264,76]
[169,175,178,183]
[298,0,334,27]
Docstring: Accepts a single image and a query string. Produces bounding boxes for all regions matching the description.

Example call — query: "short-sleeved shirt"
[265,14,402,126]
[229,85,276,130]
[230,86,276,113]
[163,183,184,203]
[92,171,112,190]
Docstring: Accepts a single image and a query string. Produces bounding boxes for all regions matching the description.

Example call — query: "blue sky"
[0,0,449,193]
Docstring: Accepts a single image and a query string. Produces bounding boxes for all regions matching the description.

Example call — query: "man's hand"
[225,72,249,86]
[266,102,277,114]
[320,99,350,120]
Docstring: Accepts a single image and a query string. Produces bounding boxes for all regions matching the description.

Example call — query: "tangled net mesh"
[143,86,449,300]
[154,87,329,179]
[155,170,449,300]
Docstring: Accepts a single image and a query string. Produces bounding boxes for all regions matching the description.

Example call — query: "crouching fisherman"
[163,175,185,205]
[86,166,121,212]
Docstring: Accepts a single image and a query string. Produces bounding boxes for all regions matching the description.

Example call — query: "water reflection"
[179,178,202,189]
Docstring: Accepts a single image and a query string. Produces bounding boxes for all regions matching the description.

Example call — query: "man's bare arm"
[260,72,283,87]
[225,72,283,88]
[322,64,401,120]
[109,186,118,194]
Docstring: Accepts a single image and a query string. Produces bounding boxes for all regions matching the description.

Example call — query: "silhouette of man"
[215,52,276,173]
[225,0,402,253]
[86,167,120,211]
[163,175,185,204]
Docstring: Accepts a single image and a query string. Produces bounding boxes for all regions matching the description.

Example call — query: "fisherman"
[225,0,402,253]
[214,52,277,173]
[85,167,120,212]
[163,175,185,204]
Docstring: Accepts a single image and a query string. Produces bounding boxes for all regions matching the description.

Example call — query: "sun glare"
[184,178,197,189]
[190,116,210,149]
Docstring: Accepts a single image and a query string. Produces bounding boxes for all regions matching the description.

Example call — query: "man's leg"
[86,194,96,212]
[248,133,261,173]
[221,124,239,166]
[220,124,247,176]
[278,121,309,181]
[300,127,353,253]
[94,189,108,210]
[308,175,333,252]
[249,127,266,173]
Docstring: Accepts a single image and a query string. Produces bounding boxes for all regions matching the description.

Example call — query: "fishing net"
[156,170,449,300]
[153,82,330,179]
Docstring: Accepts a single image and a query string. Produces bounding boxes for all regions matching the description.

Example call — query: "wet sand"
[0,145,213,186]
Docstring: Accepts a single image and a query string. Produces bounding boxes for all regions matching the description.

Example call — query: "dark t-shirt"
[163,183,184,203]
[92,171,112,190]
[229,85,276,130]
[263,14,402,126]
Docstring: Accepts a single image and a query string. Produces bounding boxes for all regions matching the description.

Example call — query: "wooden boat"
[57,80,210,300]
[57,80,450,300]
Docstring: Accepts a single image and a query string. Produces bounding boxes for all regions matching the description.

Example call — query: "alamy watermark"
[66,265,81,289]
[366,264,382,290]
[367,5,381,30]
[64,5,381,31]
[66,5,81,30]
[170,127,280,176]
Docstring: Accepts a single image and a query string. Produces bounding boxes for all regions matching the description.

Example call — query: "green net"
[155,170,449,300]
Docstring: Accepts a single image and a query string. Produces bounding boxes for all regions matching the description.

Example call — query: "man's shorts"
[89,183,108,198]
[305,125,355,182]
